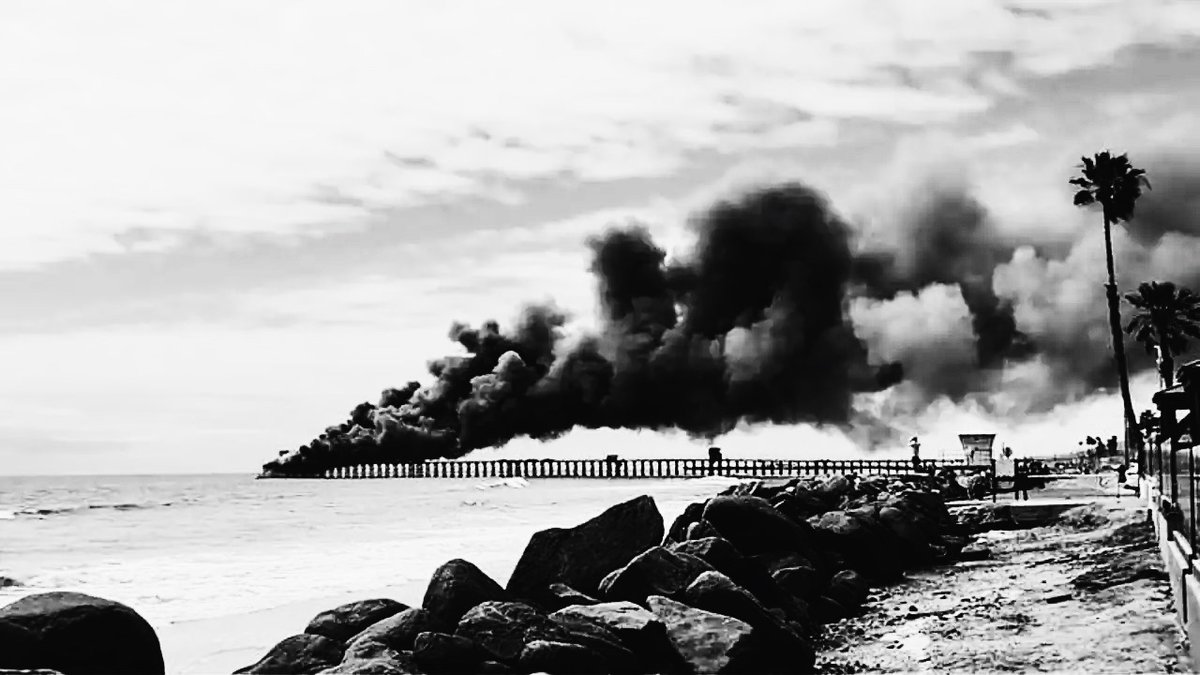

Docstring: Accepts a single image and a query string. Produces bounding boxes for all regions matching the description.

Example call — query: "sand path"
[816,497,1192,673]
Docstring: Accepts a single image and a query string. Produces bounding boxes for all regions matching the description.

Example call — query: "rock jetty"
[234,472,970,674]
[0,471,973,675]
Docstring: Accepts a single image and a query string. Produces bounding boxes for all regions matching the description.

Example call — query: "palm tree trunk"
[1160,341,1176,388]
[1102,213,1139,464]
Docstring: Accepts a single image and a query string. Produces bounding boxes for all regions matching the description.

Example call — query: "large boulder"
[235,634,344,674]
[680,571,814,670]
[669,538,782,609]
[306,599,408,643]
[507,496,664,605]
[423,559,508,632]
[769,489,830,524]
[339,639,404,664]
[0,592,164,675]
[518,640,603,675]
[771,565,820,600]
[808,509,902,580]
[411,632,491,674]
[454,601,632,670]
[347,608,430,652]
[665,502,706,543]
[597,546,715,604]
[550,602,684,673]
[0,619,44,670]
[455,601,568,663]
[645,595,769,674]
[701,496,825,566]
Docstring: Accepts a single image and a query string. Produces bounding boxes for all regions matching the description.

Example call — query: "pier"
[264,457,979,479]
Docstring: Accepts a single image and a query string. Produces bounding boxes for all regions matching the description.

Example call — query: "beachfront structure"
[1146,359,1200,664]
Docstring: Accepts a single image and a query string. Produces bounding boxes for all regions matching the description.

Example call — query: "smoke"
[265,156,1200,473]
[849,176,1034,400]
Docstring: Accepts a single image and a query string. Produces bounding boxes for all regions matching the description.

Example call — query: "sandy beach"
[817,488,1191,673]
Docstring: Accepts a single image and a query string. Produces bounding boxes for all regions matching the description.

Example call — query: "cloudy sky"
[3,0,1200,475]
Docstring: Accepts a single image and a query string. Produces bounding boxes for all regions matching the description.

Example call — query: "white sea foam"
[474,477,530,490]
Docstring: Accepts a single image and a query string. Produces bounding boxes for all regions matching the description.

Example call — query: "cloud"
[3,0,1199,268]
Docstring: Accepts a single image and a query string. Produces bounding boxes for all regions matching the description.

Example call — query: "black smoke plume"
[264,160,1200,475]
[265,184,903,474]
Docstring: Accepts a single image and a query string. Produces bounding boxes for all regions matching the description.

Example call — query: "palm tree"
[1070,151,1151,462]
[1125,281,1200,388]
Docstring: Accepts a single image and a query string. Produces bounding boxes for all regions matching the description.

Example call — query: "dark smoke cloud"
[264,158,1200,474]
[851,182,1034,397]
[266,184,903,473]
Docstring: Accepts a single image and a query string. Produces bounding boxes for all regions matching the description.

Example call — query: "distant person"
[995,446,1022,500]
[909,437,921,471]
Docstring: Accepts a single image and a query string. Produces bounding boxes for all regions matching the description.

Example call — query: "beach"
[0,473,738,673]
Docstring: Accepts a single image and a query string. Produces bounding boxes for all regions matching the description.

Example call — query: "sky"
[3,0,1200,475]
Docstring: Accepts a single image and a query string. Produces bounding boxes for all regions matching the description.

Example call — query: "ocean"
[0,473,738,673]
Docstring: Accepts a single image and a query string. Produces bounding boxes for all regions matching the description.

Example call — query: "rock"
[423,559,508,632]
[0,619,44,670]
[550,602,684,673]
[543,584,600,612]
[666,502,706,543]
[808,509,902,580]
[680,571,779,631]
[454,601,633,670]
[813,475,855,505]
[0,577,21,588]
[0,671,63,675]
[316,656,415,675]
[235,634,344,674]
[0,592,164,675]
[543,613,637,673]
[454,601,573,663]
[645,595,766,674]
[827,570,869,609]
[306,600,408,643]
[680,571,814,670]
[507,496,664,605]
[476,661,512,674]
[518,640,605,675]
[958,543,992,561]
[347,607,430,652]
[340,639,403,664]
[684,519,722,541]
[771,565,820,600]
[411,632,490,674]
[769,490,828,524]
[701,496,825,566]
[669,537,785,610]
[597,546,715,604]
[877,504,936,564]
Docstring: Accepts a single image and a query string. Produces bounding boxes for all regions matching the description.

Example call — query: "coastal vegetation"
[1125,280,1200,388]
[1070,151,1152,459]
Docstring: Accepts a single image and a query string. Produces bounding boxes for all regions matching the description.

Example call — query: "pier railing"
[271,457,980,480]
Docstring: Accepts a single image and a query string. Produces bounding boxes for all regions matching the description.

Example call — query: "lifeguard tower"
[959,433,997,466]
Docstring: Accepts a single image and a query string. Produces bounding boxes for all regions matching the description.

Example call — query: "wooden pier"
[268,457,978,480]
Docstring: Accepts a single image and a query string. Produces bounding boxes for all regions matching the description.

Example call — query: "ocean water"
[0,473,738,672]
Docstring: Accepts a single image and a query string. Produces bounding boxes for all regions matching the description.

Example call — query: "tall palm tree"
[1070,151,1151,462]
[1125,281,1200,388]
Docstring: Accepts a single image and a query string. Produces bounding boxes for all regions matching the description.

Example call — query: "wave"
[0,500,176,519]
[473,477,530,490]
